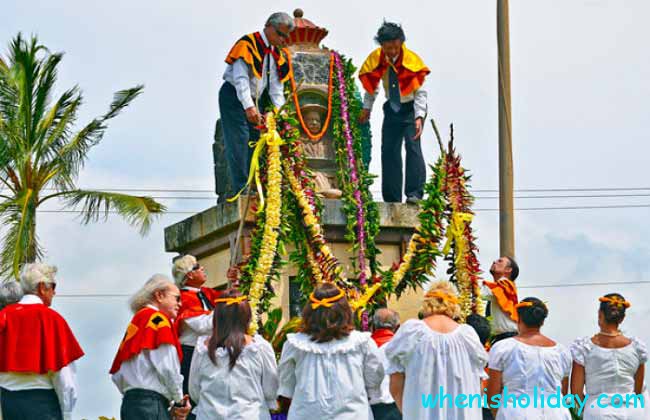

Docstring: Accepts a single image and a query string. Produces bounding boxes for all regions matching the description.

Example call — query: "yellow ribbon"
[350,283,382,312]
[442,212,474,258]
[214,295,248,306]
[310,287,346,310]
[227,114,285,209]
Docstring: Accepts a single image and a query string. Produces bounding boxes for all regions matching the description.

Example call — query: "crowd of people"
[0,254,647,420]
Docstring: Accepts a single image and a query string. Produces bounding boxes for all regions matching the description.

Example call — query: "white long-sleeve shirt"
[0,295,77,420]
[362,55,427,119]
[179,287,214,346]
[111,305,184,403]
[222,30,285,111]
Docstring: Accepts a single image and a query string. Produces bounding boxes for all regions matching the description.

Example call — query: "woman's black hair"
[517,297,548,328]
[374,21,406,44]
[599,293,627,324]
[207,288,251,370]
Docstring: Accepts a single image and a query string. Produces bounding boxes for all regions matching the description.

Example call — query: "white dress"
[570,336,648,420]
[188,335,278,420]
[277,330,384,420]
[383,319,488,420]
[488,338,572,420]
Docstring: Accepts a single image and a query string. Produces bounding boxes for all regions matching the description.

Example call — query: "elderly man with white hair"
[110,274,191,420]
[0,263,84,420]
[171,254,222,419]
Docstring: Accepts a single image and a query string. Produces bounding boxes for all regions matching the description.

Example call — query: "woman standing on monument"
[570,293,647,420]
[188,289,279,419]
[384,281,488,420]
[277,283,384,419]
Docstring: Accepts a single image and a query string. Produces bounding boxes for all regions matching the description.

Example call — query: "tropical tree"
[0,33,165,280]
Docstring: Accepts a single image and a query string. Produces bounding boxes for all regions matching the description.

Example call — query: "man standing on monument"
[219,12,295,195]
[359,22,430,204]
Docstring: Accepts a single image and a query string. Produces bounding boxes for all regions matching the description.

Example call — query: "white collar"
[146,303,160,311]
[182,286,200,292]
[19,294,44,305]
[260,29,270,47]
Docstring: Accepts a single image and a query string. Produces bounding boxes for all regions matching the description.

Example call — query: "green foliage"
[0,34,164,279]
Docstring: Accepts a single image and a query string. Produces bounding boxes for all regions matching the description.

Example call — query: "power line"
[53,279,650,298]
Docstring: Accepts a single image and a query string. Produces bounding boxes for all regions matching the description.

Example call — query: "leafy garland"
[330,51,381,284]
[442,138,484,318]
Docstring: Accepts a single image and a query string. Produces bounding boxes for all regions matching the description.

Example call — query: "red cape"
[110,307,182,374]
[0,303,84,374]
[175,287,222,333]
[371,329,395,348]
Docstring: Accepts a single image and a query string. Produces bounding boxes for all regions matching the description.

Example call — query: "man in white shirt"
[0,263,84,420]
[482,256,520,345]
[370,308,402,420]
[219,12,295,196]
[359,22,430,204]
[110,274,190,420]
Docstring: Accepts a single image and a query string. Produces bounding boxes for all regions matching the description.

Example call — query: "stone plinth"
[164,198,424,322]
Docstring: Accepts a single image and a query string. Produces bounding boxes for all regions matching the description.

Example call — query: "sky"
[2,0,650,418]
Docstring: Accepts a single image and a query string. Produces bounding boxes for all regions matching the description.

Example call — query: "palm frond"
[0,190,40,280]
[62,190,166,235]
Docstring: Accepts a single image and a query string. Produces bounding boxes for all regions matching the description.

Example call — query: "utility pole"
[497,0,515,257]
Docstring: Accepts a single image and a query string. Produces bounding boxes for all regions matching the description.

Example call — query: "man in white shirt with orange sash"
[482,256,520,345]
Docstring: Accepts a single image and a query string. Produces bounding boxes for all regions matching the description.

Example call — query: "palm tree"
[0,33,165,280]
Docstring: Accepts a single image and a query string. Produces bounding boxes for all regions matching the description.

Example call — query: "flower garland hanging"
[246,113,284,334]
[289,52,334,141]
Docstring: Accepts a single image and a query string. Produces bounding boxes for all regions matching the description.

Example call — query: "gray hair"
[0,281,24,309]
[372,308,400,331]
[20,263,57,294]
[129,274,174,313]
[171,254,197,287]
[265,12,295,31]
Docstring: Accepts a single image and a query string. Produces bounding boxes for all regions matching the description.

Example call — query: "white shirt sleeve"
[268,57,286,110]
[182,313,213,337]
[258,337,279,409]
[363,90,378,111]
[51,362,77,420]
[362,337,385,401]
[414,88,428,119]
[147,344,184,402]
[232,59,255,110]
[188,340,204,405]
[277,339,297,398]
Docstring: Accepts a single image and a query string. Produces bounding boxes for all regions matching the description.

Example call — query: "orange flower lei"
[599,296,631,308]
[214,296,248,306]
[424,290,459,305]
[309,287,345,309]
[289,52,334,141]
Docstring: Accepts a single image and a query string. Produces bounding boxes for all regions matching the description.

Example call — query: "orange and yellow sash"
[359,44,430,96]
[485,278,519,322]
[225,32,292,83]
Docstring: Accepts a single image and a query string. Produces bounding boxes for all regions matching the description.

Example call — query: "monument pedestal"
[164,198,424,323]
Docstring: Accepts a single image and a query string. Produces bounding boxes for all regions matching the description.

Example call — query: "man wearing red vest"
[0,263,84,420]
[171,254,222,419]
[359,22,430,204]
[482,256,520,345]
[110,274,190,420]
[370,308,402,420]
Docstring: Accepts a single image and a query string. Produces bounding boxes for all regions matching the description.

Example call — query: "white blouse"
[188,335,278,420]
[383,319,488,420]
[278,330,384,420]
[570,336,647,420]
[488,338,572,420]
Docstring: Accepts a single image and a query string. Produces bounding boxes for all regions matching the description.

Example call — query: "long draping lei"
[248,113,284,334]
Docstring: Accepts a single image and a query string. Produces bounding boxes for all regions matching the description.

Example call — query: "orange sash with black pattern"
[109,307,182,374]
[225,32,292,83]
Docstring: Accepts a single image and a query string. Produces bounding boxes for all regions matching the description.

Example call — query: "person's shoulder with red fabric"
[171,255,223,326]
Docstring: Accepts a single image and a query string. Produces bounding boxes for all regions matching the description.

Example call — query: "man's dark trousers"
[218,82,262,196]
[380,100,426,203]
[1,388,63,420]
[120,388,171,420]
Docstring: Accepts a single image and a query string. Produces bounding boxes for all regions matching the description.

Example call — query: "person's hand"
[172,396,191,420]
[227,266,241,282]
[412,117,423,140]
[245,106,261,124]
[358,108,371,124]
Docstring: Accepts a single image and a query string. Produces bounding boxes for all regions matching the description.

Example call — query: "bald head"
[372,308,400,332]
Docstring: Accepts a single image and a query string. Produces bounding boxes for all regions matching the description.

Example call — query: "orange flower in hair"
[214,296,248,306]
[515,301,534,309]
[425,290,459,305]
[310,287,345,309]
[599,296,631,309]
